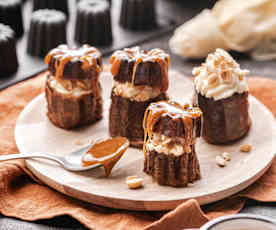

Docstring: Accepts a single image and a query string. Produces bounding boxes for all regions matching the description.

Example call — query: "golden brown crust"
[45,78,103,129]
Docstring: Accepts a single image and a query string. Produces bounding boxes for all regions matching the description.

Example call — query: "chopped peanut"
[221,71,232,83]
[75,139,83,145]
[208,73,219,87]
[192,67,202,76]
[240,144,252,153]
[222,152,231,161]
[126,176,143,189]
[238,74,244,81]
[216,155,227,167]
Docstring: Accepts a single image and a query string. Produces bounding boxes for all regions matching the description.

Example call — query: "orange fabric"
[0,74,276,230]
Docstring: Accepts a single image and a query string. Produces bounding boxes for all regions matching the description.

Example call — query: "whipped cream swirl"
[193,49,249,101]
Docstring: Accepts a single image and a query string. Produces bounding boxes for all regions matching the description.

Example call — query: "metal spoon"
[0,144,101,171]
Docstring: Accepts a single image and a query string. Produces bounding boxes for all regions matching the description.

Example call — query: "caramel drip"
[45,51,63,66]
[82,137,129,177]
[131,57,143,85]
[45,45,102,79]
[55,56,72,79]
[110,57,122,76]
[154,58,169,92]
[110,47,170,90]
[143,101,202,156]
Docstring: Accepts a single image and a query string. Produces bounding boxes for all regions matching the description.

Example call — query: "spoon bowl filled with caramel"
[0,137,129,175]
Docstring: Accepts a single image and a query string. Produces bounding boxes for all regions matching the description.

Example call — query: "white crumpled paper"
[169,0,276,60]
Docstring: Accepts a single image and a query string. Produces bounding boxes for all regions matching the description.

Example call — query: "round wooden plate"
[15,71,276,211]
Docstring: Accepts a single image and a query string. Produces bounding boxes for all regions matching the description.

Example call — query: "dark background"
[1,0,276,229]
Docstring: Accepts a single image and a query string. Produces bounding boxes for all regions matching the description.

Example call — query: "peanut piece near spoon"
[222,152,231,161]
[240,144,252,152]
[126,176,143,189]
[216,155,227,167]
[75,139,83,145]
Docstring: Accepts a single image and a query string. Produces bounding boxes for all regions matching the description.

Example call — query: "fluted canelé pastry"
[0,0,24,37]
[143,101,202,187]
[32,0,69,16]
[27,9,67,57]
[109,47,170,148]
[0,24,18,75]
[193,49,251,144]
[75,0,112,46]
[45,44,103,129]
[120,0,157,30]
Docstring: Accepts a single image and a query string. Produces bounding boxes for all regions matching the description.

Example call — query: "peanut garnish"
[221,71,232,84]
[240,144,252,152]
[216,155,227,167]
[192,67,201,76]
[213,59,220,68]
[220,62,226,71]
[222,152,231,161]
[126,176,143,189]
[208,74,219,87]
[238,74,244,81]
[75,139,83,145]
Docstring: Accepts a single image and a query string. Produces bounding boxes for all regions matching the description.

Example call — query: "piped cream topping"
[112,81,161,102]
[193,49,249,100]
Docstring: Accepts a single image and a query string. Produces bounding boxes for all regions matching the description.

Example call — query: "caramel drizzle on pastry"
[110,47,170,92]
[45,44,102,79]
[143,101,202,156]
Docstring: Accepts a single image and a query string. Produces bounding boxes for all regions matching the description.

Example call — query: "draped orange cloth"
[0,73,275,230]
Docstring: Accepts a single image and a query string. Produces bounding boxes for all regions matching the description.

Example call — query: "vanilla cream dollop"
[49,75,93,97]
[113,81,161,102]
[146,133,192,156]
[193,49,249,101]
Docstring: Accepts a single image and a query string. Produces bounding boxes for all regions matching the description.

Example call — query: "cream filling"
[112,81,161,102]
[193,49,249,101]
[49,76,92,97]
[146,133,192,156]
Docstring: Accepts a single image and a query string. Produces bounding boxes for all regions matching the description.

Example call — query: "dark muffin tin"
[27,9,67,57]
[0,0,177,90]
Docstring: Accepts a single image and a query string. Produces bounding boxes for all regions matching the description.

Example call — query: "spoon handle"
[0,153,64,166]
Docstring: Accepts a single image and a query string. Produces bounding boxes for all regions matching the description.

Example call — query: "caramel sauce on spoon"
[82,137,129,177]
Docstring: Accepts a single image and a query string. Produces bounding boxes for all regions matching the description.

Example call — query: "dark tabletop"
[1,0,276,229]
